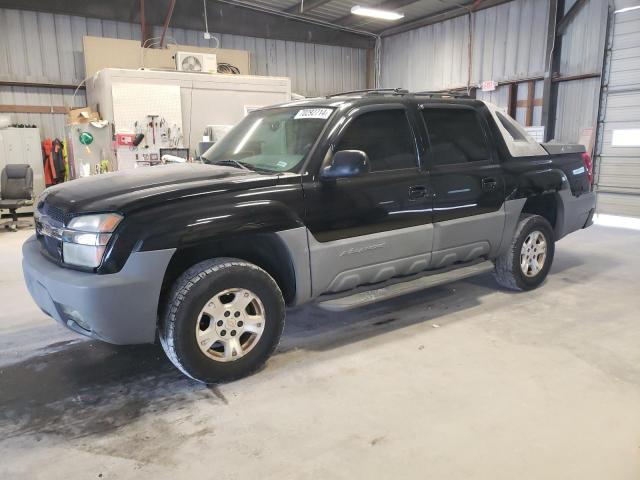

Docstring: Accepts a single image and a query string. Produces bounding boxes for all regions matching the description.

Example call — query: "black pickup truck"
[23,90,596,383]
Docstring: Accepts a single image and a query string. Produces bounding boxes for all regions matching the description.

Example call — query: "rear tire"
[493,214,555,291]
[160,258,285,383]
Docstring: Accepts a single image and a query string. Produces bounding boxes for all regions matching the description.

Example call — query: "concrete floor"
[1,225,639,479]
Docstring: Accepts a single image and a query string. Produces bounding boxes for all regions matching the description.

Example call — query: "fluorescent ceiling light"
[614,5,640,14]
[350,5,405,20]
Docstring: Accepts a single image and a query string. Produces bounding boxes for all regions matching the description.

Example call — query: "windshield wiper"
[213,159,254,171]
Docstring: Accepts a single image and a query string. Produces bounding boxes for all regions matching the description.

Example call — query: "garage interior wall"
[380,0,609,143]
[0,7,367,139]
[555,0,610,143]
[380,0,550,92]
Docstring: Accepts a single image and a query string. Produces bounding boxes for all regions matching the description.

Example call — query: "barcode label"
[294,108,333,120]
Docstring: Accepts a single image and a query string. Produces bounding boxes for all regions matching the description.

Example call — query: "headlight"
[62,213,123,268]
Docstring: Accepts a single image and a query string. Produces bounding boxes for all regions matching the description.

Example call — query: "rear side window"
[421,108,490,165]
[336,110,417,172]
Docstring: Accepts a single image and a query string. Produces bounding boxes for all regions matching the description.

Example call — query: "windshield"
[201,106,335,173]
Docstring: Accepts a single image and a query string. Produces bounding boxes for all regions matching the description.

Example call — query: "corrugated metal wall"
[0,87,83,144]
[381,15,470,91]
[381,0,549,92]
[380,0,608,144]
[554,77,603,142]
[0,7,366,139]
[554,0,609,143]
[471,0,550,84]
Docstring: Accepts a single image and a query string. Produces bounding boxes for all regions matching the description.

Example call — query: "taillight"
[581,152,593,186]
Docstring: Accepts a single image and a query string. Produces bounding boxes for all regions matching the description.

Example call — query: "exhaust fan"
[175,52,218,74]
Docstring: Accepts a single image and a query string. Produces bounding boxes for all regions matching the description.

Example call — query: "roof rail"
[412,90,471,99]
[324,88,473,99]
[326,87,409,98]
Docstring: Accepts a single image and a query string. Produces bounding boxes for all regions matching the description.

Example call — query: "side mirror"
[321,150,371,179]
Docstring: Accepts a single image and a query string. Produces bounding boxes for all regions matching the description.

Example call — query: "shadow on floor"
[0,341,212,440]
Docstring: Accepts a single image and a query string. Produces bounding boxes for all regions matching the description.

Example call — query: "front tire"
[493,214,555,291]
[160,258,285,383]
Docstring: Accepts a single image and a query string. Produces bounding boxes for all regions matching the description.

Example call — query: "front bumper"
[22,235,175,345]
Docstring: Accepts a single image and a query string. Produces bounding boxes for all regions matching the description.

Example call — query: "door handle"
[408,185,427,200]
[481,177,498,191]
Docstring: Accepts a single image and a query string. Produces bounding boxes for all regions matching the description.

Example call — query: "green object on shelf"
[79,131,94,145]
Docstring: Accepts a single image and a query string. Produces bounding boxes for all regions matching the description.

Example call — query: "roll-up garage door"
[596,0,640,217]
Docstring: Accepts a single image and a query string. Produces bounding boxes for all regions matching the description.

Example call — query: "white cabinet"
[0,127,45,213]
[86,68,291,167]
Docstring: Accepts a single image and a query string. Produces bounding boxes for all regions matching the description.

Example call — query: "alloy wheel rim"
[195,288,265,362]
[520,230,547,278]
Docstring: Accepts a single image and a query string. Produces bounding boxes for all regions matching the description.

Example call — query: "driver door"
[302,105,434,296]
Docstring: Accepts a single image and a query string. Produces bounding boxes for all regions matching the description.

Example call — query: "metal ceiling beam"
[378,0,513,37]
[139,0,148,46]
[334,0,421,28]
[284,0,334,14]
[0,0,375,48]
[159,0,177,48]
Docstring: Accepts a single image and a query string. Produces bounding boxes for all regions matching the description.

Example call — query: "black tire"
[160,258,285,383]
[493,214,555,291]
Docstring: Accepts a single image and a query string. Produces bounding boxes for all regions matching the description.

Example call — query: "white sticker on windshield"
[294,108,333,120]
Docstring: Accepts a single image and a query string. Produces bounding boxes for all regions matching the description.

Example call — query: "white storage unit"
[596,2,640,217]
[86,69,292,168]
[0,127,45,213]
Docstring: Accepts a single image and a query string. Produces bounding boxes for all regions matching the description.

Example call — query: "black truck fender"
[127,199,308,307]
[496,165,582,257]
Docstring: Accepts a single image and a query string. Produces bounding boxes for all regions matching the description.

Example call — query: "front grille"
[36,202,65,263]
[39,202,66,224]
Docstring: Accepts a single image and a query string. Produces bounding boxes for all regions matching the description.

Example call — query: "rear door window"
[421,108,491,165]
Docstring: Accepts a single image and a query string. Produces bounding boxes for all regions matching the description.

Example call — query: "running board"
[317,260,494,311]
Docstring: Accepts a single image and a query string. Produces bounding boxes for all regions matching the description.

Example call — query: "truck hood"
[41,163,277,216]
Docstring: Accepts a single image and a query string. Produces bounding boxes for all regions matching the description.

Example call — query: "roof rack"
[412,90,471,99]
[325,88,472,99]
[326,88,409,98]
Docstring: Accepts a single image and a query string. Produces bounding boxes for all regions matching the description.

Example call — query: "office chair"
[0,164,34,231]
